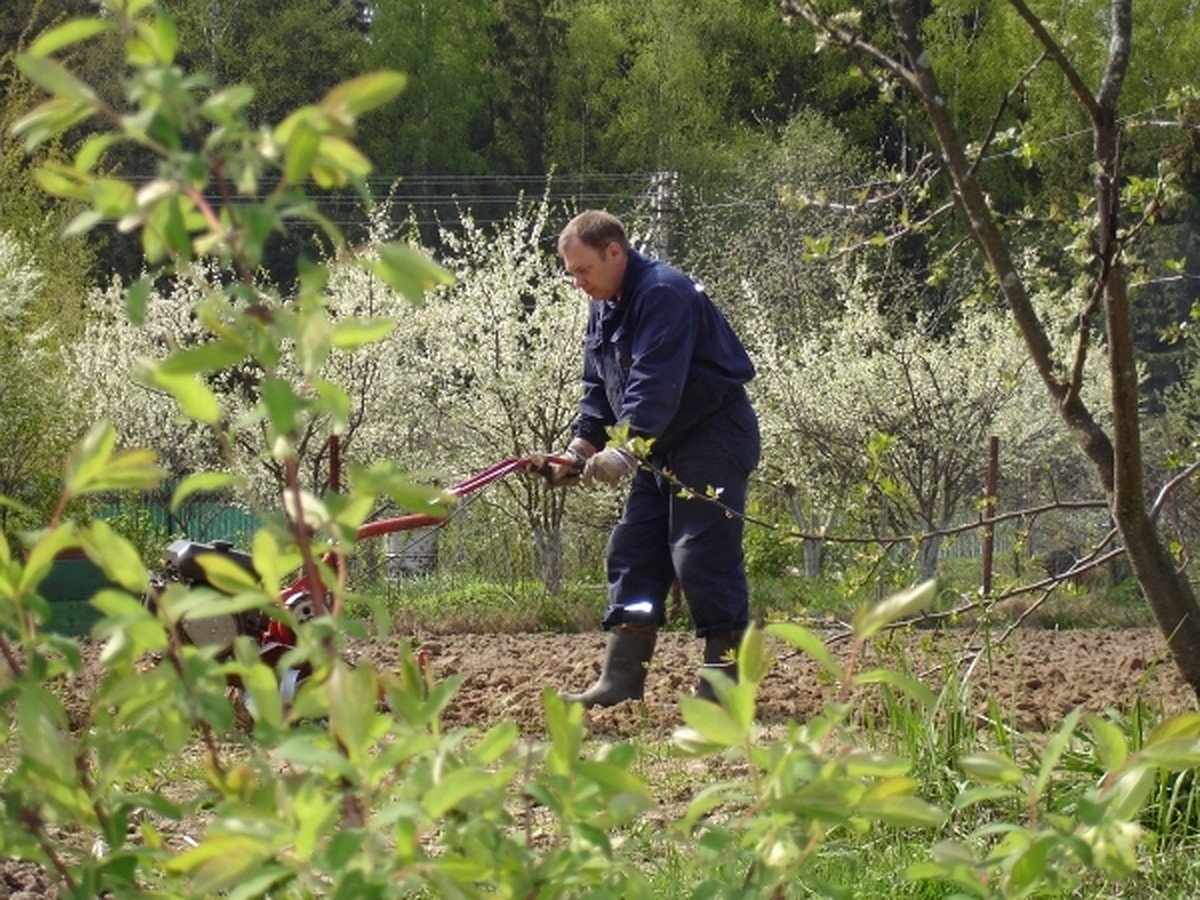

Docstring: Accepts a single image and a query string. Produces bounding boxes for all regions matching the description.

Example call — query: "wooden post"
[328,434,341,493]
[982,435,998,596]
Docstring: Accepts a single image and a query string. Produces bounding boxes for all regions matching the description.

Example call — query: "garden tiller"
[142,453,573,702]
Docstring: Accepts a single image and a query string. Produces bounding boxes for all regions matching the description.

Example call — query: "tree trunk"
[533,521,563,595]
[782,0,1200,697]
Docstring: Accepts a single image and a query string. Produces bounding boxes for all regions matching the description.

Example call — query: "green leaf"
[28,17,114,56]
[842,749,911,779]
[315,135,372,180]
[283,120,320,185]
[231,658,284,731]
[19,523,79,596]
[347,461,454,513]
[953,785,1020,809]
[64,423,164,495]
[167,835,276,891]
[64,420,114,494]
[250,531,301,601]
[1034,707,1080,797]
[191,552,259,594]
[125,276,151,325]
[575,759,653,799]
[853,667,936,709]
[79,520,147,594]
[158,340,249,376]
[473,721,519,765]
[322,71,407,119]
[172,472,237,510]
[1085,712,1129,772]
[1104,765,1159,821]
[368,242,454,303]
[201,85,256,121]
[1008,833,1057,896]
[133,13,178,66]
[33,162,91,201]
[330,316,396,349]
[679,695,748,746]
[1135,736,1200,769]
[12,97,94,151]
[854,580,936,640]
[424,768,500,818]
[18,685,76,788]
[15,54,99,104]
[1146,711,1200,744]
[138,365,221,424]
[856,795,947,828]
[766,622,842,678]
[958,751,1024,786]
[327,662,379,763]
[291,779,338,862]
[260,377,300,434]
[226,866,294,900]
[92,177,136,218]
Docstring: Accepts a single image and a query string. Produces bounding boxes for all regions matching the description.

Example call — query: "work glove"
[582,445,638,487]
[533,439,591,488]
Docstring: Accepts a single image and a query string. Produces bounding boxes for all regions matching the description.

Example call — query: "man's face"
[561,236,626,301]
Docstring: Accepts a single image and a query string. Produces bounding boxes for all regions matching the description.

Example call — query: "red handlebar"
[282,454,571,606]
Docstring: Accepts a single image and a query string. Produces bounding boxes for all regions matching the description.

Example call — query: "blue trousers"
[601,389,760,637]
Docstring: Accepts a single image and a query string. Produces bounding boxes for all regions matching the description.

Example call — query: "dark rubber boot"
[561,626,658,708]
[695,630,743,702]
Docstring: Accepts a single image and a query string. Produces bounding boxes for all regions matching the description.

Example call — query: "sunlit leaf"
[79,519,147,593]
[321,71,407,119]
[330,316,395,349]
[854,580,936,640]
[171,472,237,510]
[125,276,151,325]
[28,17,114,56]
[18,523,78,596]
[424,768,500,818]
[15,54,99,104]
[283,120,320,185]
[368,242,454,303]
[138,364,221,424]
[958,751,1024,786]
[765,622,842,678]
[1034,708,1080,797]
[853,668,936,709]
[158,340,249,376]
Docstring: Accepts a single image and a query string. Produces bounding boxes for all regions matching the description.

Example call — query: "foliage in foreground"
[6,547,1200,897]
[4,3,1200,897]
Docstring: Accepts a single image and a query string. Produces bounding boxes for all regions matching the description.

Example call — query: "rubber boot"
[561,625,658,708]
[695,630,743,702]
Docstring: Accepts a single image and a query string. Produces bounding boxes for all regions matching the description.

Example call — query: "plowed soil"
[4,626,1197,897]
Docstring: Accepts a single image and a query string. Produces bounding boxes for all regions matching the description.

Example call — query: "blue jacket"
[572,250,755,453]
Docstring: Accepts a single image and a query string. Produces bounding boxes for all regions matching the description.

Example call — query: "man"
[548,209,760,707]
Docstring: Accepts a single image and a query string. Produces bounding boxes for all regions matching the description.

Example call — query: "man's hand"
[535,438,592,488]
[582,446,638,487]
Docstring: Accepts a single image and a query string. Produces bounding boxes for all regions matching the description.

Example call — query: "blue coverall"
[571,250,761,637]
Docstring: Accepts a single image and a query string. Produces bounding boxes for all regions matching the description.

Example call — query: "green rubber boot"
[695,630,743,702]
[561,625,658,708]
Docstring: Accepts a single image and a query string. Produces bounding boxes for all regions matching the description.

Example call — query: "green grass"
[343,566,1160,637]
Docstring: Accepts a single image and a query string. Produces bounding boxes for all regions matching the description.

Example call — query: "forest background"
[3,0,1200,615]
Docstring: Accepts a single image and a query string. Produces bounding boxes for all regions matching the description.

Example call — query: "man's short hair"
[558,210,630,256]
